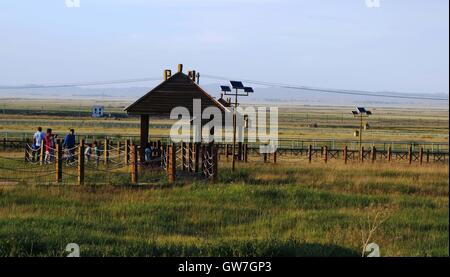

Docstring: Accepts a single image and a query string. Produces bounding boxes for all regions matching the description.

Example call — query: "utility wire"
[0,77,161,90]
[202,74,449,101]
[0,73,448,101]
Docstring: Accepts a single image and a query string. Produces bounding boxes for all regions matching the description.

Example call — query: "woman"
[44,128,55,164]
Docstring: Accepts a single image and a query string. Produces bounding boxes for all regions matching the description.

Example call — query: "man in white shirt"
[32,127,44,161]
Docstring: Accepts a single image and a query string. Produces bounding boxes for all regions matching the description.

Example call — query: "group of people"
[31,127,161,165]
[31,127,105,165]
[144,142,161,163]
[31,127,77,163]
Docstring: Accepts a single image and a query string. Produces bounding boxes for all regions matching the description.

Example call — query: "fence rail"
[1,136,448,152]
[1,140,219,185]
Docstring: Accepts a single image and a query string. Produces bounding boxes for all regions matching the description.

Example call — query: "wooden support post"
[238,142,243,161]
[182,142,187,171]
[371,146,376,163]
[124,139,130,165]
[201,145,206,176]
[117,141,121,158]
[344,145,348,164]
[56,142,62,183]
[78,139,85,185]
[426,149,430,163]
[225,144,230,161]
[40,143,44,165]
[166,144,176,183]
[195,143,200,173]
[308,144,312,163]
[130,144,138,184]
[388,146,392,163]
[419,147,424,165]
[212,144,218,182]
[140,115,149,164]
[188,142,193,172]
[273,149,277,164]
[244,144,248,163]
[360,146,364,163]
[263,152,268,163]
[408,145,412,164]
[323,146,328,163]
[24,146,29,162]
[104,139,109,165]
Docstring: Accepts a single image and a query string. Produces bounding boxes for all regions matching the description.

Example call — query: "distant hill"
[0,83,448,108]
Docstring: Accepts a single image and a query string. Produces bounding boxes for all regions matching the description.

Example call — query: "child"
[84,143,92,162]
[44,128,54,164]
[93,141,100,166]
[144,143,152,162]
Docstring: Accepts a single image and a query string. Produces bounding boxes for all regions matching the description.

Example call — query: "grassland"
[0,99,448,257]
[0,161,448,257]
[0,99,448,144]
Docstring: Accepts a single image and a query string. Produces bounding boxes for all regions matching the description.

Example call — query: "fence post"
[56,142,62,183]
[372,146,376,163]
[212,144,218,182]
[323,146,328,163]
[244,143,248,163]
[40,143,44,165]
[182,142,187,171]
[167,143,176,183]
[344,145,348,164]
[117,141,121,158]
[124,139,129,165]
[360,146,364,163]
[188,142,193,172]
[130,144,138,184]
[388,146,392,163]
[263,152,267,163]
[78,139,85,185]
[273,149,277,164]
[408,144,412,164]
[104,139,109,165]
[308,144,312,163]
[195,143,200,173]
[419,147,424,165]
[426,149,430,163]
[201,145,206,176]
[238,142,242,161]
[24,145,29,162]
[226,144,230,161]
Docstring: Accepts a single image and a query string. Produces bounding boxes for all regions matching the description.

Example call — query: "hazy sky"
[0,0,448,94]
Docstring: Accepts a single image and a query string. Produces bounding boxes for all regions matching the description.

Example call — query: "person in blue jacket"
[63,129,76,162]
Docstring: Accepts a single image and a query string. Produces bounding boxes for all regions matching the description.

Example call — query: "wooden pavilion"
[125,64,228,161]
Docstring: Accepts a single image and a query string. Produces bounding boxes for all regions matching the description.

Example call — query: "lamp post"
[352,107,372,151]
[220,82,253,171]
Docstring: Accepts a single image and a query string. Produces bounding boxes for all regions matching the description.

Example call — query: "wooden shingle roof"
[125,72,227,116]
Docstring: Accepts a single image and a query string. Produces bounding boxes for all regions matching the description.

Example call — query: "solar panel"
[230,81,244,89]
[220,85,231,92]
[352,111,358,115]
[244,87,254,93]
[357,107,367,113]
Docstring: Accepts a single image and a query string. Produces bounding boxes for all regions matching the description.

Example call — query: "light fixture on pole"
[221,81,253,171]
[352,107,372,151]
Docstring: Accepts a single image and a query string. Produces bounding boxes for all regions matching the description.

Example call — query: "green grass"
[0,162,448,257]
[1,100,448,144]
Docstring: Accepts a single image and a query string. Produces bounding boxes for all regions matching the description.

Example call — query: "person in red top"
[44,128,55,164]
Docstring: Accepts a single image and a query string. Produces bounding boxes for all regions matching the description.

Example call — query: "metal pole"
[232,90,238,172]
[359,114,363,151]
